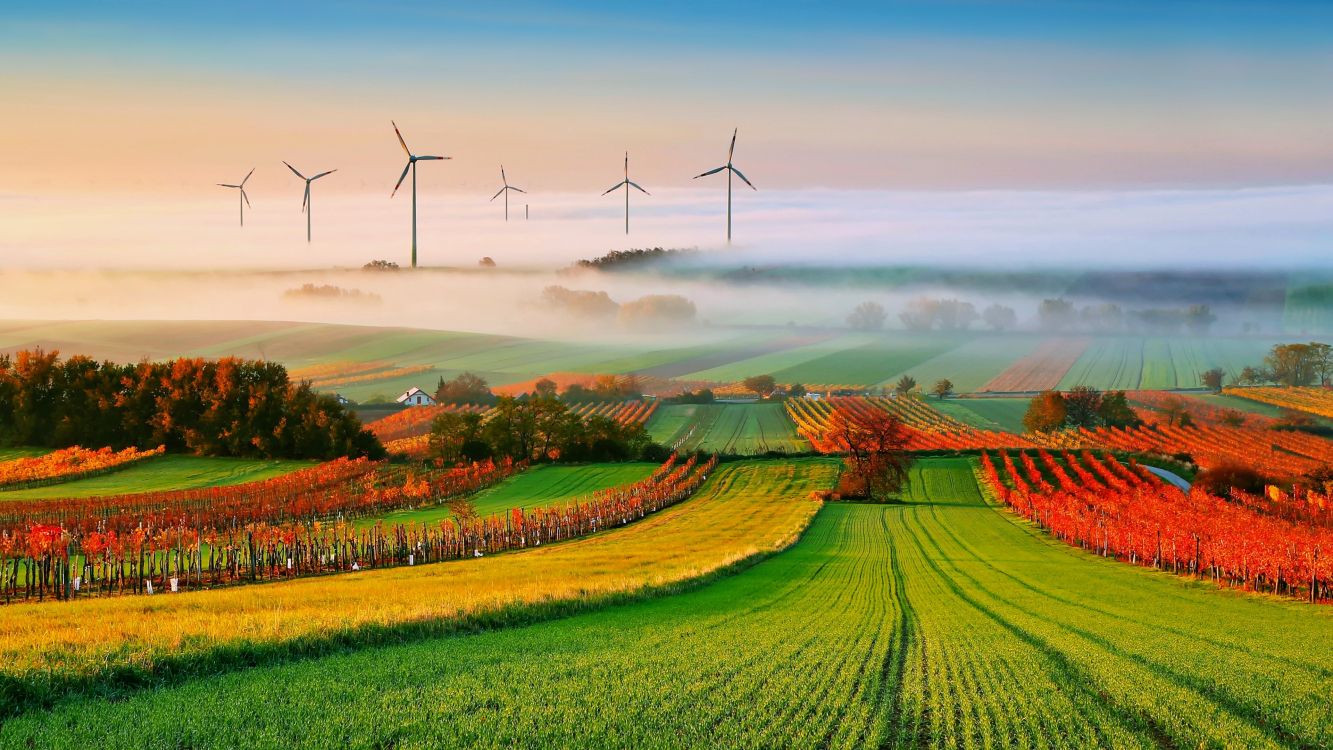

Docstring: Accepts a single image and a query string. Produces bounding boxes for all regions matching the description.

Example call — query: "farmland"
[0,460,835,704]
[7,458,1329,748]
[647,403,809,454]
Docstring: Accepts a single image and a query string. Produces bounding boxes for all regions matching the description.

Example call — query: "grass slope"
[361,463,658,528]
[0,455,313,500]
[9,458,1328,748]
[769,334,966,386]
[935,397,1032,433]
[647,403,807,454]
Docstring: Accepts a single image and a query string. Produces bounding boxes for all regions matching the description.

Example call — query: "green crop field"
[361,463,658,528]
[0,455,313,500]
[769,334,968,386]
[647,403,807,454]
[10,457,1328,748]
[886,336,1042,393]
[0,447,48,462]
[1058,336,1278,391]
[935,397,1031,433]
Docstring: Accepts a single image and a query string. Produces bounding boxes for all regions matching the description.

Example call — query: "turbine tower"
[693,128,755,242]
[217,168,255,227]
[390,121,449,268]
[602,152,649,235]
[283,162,337,243]
[489,165,526,221]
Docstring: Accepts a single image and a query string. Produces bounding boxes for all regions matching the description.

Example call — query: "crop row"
[367,403,490,442]
[1127,390,1273,427]
[0,445,165,490]
[978,338,1089,392]
[0,454,712,604]
[981,449,1332,602]
[569,399,659,425]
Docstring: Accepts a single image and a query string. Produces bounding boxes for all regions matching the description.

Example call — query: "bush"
[1195,463,1270,497]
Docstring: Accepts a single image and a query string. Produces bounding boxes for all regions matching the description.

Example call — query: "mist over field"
[4,183,1331,272]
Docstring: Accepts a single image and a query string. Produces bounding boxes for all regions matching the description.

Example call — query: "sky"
[1,1,1331,269]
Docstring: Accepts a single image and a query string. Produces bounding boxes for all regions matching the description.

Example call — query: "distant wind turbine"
[217,168,255,227]
[489,165,526,221]
[602,152,650,235]
[390,121,449,268]
[693,128,755,242]
[283,162,337,243]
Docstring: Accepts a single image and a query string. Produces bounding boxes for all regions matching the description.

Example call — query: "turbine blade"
[391,161,411,197]
[417,155,448,161]
[311,169,337,180]
[241,168,255,186]
[728,128,737,161]
[302,184,309,213]
[694,166,726,179]
[241,188,251,207]
[602,180,627,196]
[627,181,650,195]
[490,186,506,201]
[218,184,238,188]
[392,121,410,156]
[731,165,757,190]
[500,165,507,186]
[510,186,526,194]
[283,161,306,180]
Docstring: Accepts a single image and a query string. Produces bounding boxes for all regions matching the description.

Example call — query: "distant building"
[396,387,436,407]
[333,393,351,405]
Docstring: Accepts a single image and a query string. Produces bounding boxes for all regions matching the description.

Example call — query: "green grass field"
[934,397,1032,433]
[647,403,807,454]
[1058,336,1278,391]
[361,463,658,528]
[0,455,313,500]
[768,334,968,386]
[0,447,47,462]
[10,457,1328,748]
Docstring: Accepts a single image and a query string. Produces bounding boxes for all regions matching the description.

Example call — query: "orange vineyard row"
[368,404,491,442]
[1224,386,1333,420]
[0,446,165,490]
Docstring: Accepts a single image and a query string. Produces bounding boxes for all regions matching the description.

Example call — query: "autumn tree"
[1063,386,1103,428]
[435,372,495,405]
[1096,390,1141,428]
[823,407,913,501]
[428,411,489,463]
[931,379,954,400]
[1157,395,1193,427]
[847,301,887,331]
[788,383,808,399]
[1023,391,1067,433]
[743,374,777,398]
[1201,367,1226,392]
[894,375,917,395]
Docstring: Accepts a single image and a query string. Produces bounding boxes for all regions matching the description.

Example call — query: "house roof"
[396,387,429,402]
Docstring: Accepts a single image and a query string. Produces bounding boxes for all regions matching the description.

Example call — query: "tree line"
[846,297,1217,334]
[0,350,382,460]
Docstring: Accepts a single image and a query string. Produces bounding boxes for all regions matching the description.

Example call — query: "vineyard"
[787,396,1033,451]
[981,448,1332,601]
[290,360,435,389]
[1225,386,1333,419]
[9,458,1328,748]
[0,445,164,490]
[1043,422,1333,477]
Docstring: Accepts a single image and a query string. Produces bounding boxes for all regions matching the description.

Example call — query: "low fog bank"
[0,262,1316,340]
[2,184,1330,272]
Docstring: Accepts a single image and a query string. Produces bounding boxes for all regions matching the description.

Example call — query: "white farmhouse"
[396,387,437,407]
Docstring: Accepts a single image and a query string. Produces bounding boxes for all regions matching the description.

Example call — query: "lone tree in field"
[823,407,913,501]
[788,382,808,399]
[1023,391,1068,433]
[894,375,917,395]
[847,301,887,331]
[931,379,954,400]
[743,374,777,398]
[1201,367,1226,392]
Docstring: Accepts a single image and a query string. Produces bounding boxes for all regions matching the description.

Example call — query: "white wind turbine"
[693,128,755,242]
[390,121,449,268]
[490,165,526,221]
[602,152,650,235]
[283,162,337,242]
[217,168,255,227]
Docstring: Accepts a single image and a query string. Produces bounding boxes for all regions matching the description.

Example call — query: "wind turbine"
[693,128,755,242]
[390,121,449,268]
[489,165,526,221]
[283,162,337,242]
[602,152,649,235]
[217,168,255,227]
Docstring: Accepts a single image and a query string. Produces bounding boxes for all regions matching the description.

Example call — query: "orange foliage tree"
[823,407,913,501]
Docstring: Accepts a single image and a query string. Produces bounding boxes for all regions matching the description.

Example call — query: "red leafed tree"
[823,406,913,501]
